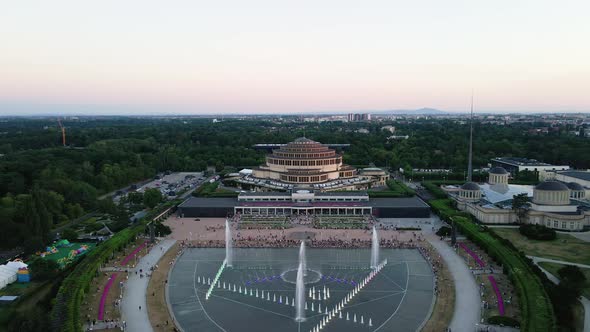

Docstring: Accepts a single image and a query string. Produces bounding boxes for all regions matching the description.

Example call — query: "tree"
[512,193,530,224]
[65,203,84,219]
[143,188,163,209]
[558,265,586,289]
[61,227,78,241]
[29,258,60,281]
[127,192,144,205]
[23,235,44,254]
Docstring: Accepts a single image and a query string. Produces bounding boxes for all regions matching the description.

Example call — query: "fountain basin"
[280,269,322,285]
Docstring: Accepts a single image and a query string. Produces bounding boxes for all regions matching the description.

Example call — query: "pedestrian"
[139,305,141,310]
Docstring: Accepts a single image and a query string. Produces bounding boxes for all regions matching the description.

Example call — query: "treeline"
[1,117,590,250]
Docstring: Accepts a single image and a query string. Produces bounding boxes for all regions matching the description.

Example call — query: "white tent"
[5,261,27,272]
[0,266,17,290]
[0,261,27,290]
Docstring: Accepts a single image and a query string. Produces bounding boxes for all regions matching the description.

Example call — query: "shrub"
[519,224,556,241]
[557,265,586,284]
[435,226,451,236]
[29,258,60,281]
[488,315,520,327]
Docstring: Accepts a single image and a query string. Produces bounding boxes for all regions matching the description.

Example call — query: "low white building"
[491,157,570,174]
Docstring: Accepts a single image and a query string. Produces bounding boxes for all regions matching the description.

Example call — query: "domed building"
[450,176,590,230]
[253,137,355,184]
[238,137,386,191]
[459,182,481,201]
[532,181,570,205]
[567,182,586,199]
[488,167,509,185]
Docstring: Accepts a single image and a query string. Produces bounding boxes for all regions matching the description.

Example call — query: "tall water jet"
[370,226,379,269]
[225,219,233,267]
[295,262,306,322]
[299,241,307,276]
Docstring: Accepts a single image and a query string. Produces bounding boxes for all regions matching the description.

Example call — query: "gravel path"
[121,239,176,332]
[427,235,481,331]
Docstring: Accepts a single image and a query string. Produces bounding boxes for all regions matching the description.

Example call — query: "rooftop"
[558,171,590,182]
[492,157,554,167]
[488,166,509,175]
[535,181,569,191]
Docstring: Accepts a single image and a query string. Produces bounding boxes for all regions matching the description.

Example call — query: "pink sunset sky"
[1,0,589,115]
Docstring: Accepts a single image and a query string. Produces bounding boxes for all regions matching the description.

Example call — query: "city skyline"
[1,0,589,115]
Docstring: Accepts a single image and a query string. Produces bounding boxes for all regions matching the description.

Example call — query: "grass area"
[538,262,590,299]
[0,281,42,297]
[147,242,181,331]
[494,228,590,265]
[368,179,416,197]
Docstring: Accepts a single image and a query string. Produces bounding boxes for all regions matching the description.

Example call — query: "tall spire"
[467,93,474,182]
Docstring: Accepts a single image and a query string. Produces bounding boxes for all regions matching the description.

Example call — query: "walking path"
[426,235,481,331]
[527,255,590,269]
[121,239,176,332]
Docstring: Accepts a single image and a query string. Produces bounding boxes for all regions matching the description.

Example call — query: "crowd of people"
[184,234,427,250]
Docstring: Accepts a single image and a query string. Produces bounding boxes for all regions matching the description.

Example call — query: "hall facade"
[234,137,388,191]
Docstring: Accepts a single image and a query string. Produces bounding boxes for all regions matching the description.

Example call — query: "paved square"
[168,248,434,332]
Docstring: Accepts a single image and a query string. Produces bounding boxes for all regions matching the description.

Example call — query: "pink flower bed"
[488,275,505,315]
[458,242,486,268]
[120,241,147,266]
[98,273,118,320]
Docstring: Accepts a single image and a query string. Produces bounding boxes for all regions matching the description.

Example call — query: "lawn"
[0,281,42,297]
[538,261,590,299]
[493,228,590,265]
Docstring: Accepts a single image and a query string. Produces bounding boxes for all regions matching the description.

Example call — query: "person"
[139,305,141,310]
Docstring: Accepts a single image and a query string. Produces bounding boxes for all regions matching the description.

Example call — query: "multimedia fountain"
[168,227,435,332]
[225,219,233,268]
[370,226,379,269]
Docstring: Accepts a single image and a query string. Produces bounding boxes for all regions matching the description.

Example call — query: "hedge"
[421,181,448,199]
[519,224,556,241]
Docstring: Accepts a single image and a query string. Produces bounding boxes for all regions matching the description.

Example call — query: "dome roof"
[535,181,569,191]
[461,182,480,190]
[567,182,584,191]
[489,166,508,175]
[292,137,317,144]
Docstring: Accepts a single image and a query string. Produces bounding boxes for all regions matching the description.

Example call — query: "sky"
[1,0,589,115]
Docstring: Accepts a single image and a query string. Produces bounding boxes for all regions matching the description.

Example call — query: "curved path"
[527,255,590,269]
[426,235,481,331]
[121,239,176,332]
